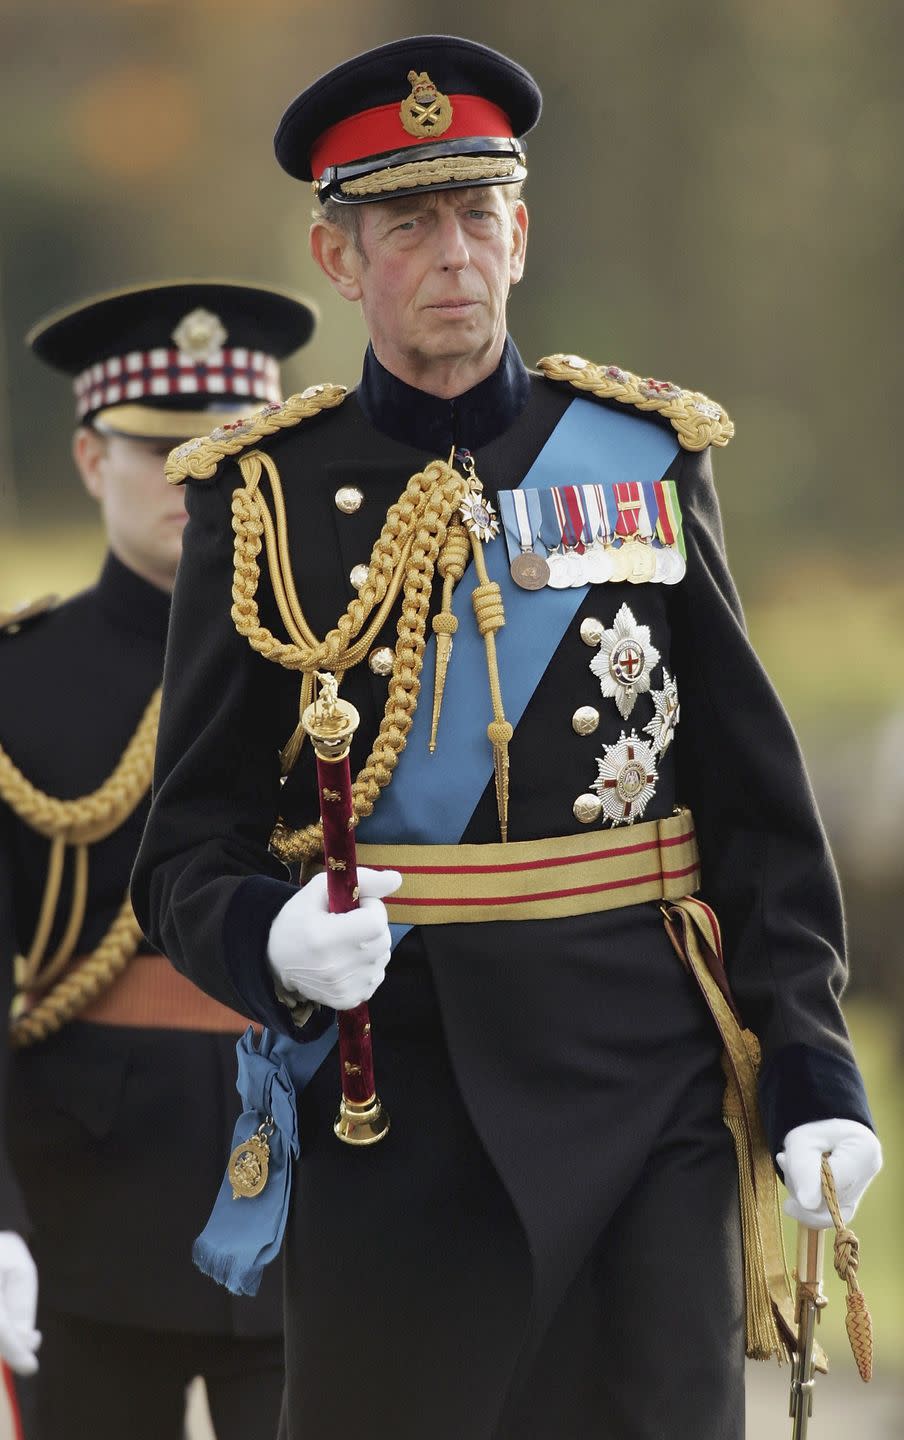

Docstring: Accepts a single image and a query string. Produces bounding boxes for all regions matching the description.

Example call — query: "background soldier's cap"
[26,280,318,441]
[275,34,541,205]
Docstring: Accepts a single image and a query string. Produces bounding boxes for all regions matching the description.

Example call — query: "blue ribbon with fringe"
[193,1023,337,1296]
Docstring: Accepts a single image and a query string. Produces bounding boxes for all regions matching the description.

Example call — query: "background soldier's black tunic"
[133,343,872,1439]
[0,553,283,1435]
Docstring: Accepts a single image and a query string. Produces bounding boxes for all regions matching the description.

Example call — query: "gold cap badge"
[171,307,228,360]
[399,70,453,139]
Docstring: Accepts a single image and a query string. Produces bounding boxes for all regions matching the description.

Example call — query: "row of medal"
[497,480,686,591]
[573,603,680,826]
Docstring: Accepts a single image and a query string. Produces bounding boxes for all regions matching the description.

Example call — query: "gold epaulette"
[164,383,348,485]
[0,594,59,637]
[537,353,734,451]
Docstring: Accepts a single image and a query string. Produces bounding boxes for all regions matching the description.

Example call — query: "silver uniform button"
[349,564,370,590]
[368,646,395,677]
[572,706,600,736]
[573,793,603,824]
[580,617,605,648]
[335,485,364,514]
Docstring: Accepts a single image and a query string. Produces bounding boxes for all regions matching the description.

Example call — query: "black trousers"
[16,1312,284,1440]
[281,975,745,1440]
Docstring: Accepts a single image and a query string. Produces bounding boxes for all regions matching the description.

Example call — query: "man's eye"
[395,219,417,232]
[467,210,490,220]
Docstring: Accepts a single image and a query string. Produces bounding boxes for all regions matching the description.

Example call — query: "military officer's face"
[313,185,528,393]
[73,427,188,593]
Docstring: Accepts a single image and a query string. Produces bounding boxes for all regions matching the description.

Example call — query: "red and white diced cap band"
[72,346,282,422]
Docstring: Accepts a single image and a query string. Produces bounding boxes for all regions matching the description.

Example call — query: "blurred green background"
[1,0,900,1424]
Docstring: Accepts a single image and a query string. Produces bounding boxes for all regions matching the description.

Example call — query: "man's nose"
[437,214,469,270]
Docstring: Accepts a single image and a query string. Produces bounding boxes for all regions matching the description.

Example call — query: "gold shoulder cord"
[2,690,160,1047]
[536,354,734,451]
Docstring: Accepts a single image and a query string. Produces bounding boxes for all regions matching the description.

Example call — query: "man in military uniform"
[132,39,882,1440]
[0,281,316,1438]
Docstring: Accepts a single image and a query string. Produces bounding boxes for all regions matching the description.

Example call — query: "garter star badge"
[643,669,680,754]
[592,731,659,826]
[589,602,660,720]
[400,70,453,138]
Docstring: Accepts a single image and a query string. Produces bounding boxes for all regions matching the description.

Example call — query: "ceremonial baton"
[789,1224,827,1439]
[301,674,390,1146]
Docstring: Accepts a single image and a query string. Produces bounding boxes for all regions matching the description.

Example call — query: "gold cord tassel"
[429,523,470,752]
[468,532,512,842]
[821,1154,874,1381]
[280,672,317,775]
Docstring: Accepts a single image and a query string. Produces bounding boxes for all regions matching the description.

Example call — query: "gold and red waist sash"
[356,807,700,926]
[71,952,259,1033]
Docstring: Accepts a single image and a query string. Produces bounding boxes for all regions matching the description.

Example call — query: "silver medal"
[583,541,614,584]
[661,547,686,585]
[564,549,587,587]
[545,550,572,589]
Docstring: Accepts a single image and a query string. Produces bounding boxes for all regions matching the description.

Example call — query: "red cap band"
[311,95,514,178]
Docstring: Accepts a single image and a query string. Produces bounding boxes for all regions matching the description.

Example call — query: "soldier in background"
[133,38,882,1440]
[0,281,315,1438]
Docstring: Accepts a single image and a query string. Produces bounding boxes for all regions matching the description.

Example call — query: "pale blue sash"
[354,396,680,946]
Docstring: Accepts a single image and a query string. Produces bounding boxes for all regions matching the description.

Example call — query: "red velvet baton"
[302,677,389,1146]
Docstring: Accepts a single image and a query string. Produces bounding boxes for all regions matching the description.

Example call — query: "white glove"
[267,867,402,1011]
[777,1118,882,1228]
[0,1232,40,1375]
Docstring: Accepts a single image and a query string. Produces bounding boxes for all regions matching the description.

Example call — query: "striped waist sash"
[356,807,700,925]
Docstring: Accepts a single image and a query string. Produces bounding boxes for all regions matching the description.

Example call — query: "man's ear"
[72,426,108,503]
[509,200,528,285]
[310,220,364,302]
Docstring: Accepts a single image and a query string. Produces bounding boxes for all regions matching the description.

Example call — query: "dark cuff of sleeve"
[758,1042,875,1158]
[222,874,335,1042]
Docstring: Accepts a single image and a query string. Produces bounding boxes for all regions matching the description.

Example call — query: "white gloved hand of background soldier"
[777,1118,882,1228]
[267,866,402,1011]
[0,1231,40,1375]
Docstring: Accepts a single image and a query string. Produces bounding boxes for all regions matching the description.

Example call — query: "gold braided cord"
[20,843,89,994]
[536,353,734,451]
[820,1154,874,1381]
[235,451,418,675]
[468,533,512,841]
[230,456,452,674]
[340,156,520,198]
[3,691,160,1039]
[10,893,143,1049]
[0,688,161,844]
[164,385,348,486]
[230,453,469,863]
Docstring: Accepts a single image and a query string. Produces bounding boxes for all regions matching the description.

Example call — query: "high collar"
[94,551,171,644]
[356,336,531,454]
